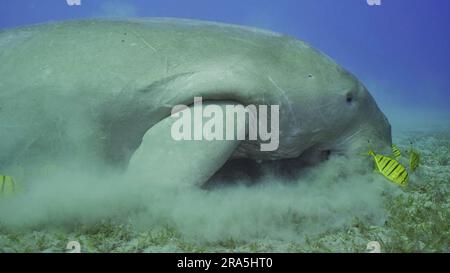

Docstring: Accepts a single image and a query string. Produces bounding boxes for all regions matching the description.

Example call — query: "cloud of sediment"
[0,153,398,243]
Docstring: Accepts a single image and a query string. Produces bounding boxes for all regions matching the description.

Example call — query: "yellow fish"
[368,150,408,186]
[391,144,402,159]
[0,175,16,197]
[409,148,420,172]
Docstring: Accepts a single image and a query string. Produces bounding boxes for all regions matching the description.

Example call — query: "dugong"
[0,18,391,187]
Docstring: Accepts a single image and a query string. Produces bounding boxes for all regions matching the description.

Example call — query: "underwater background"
[0,0,448,252]
[1,0,450,129]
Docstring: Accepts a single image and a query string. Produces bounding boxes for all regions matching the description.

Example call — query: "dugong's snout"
[343,124,392,156]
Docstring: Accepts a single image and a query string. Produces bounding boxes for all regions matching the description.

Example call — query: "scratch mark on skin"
[164,57,182,74]
[334,127,370,154]
[130,30,157,53]
[338,128,364,146]
[165,57,169,74]
[268,76,293,114]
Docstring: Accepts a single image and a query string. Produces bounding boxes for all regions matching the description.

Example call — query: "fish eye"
[308,74,313,79]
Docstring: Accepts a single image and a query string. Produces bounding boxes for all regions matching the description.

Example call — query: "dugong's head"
[263,38,392,161]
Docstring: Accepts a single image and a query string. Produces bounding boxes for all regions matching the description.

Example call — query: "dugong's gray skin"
[0,18,391,186]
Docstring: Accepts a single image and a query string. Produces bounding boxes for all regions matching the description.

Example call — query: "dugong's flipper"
[127,102,247,188]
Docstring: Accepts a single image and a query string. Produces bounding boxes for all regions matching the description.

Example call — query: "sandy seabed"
[0,128,448,253]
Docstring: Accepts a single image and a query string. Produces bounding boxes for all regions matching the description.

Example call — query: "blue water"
[1,0,449,127]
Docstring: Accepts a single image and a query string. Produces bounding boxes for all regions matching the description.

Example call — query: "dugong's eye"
[308,74,313,79]
[346,92,353,104]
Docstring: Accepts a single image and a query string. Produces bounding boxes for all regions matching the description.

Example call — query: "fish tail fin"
[0,175,16,198]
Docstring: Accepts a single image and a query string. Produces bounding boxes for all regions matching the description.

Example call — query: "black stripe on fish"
[388,163,400,176]
[382,159,392,172]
